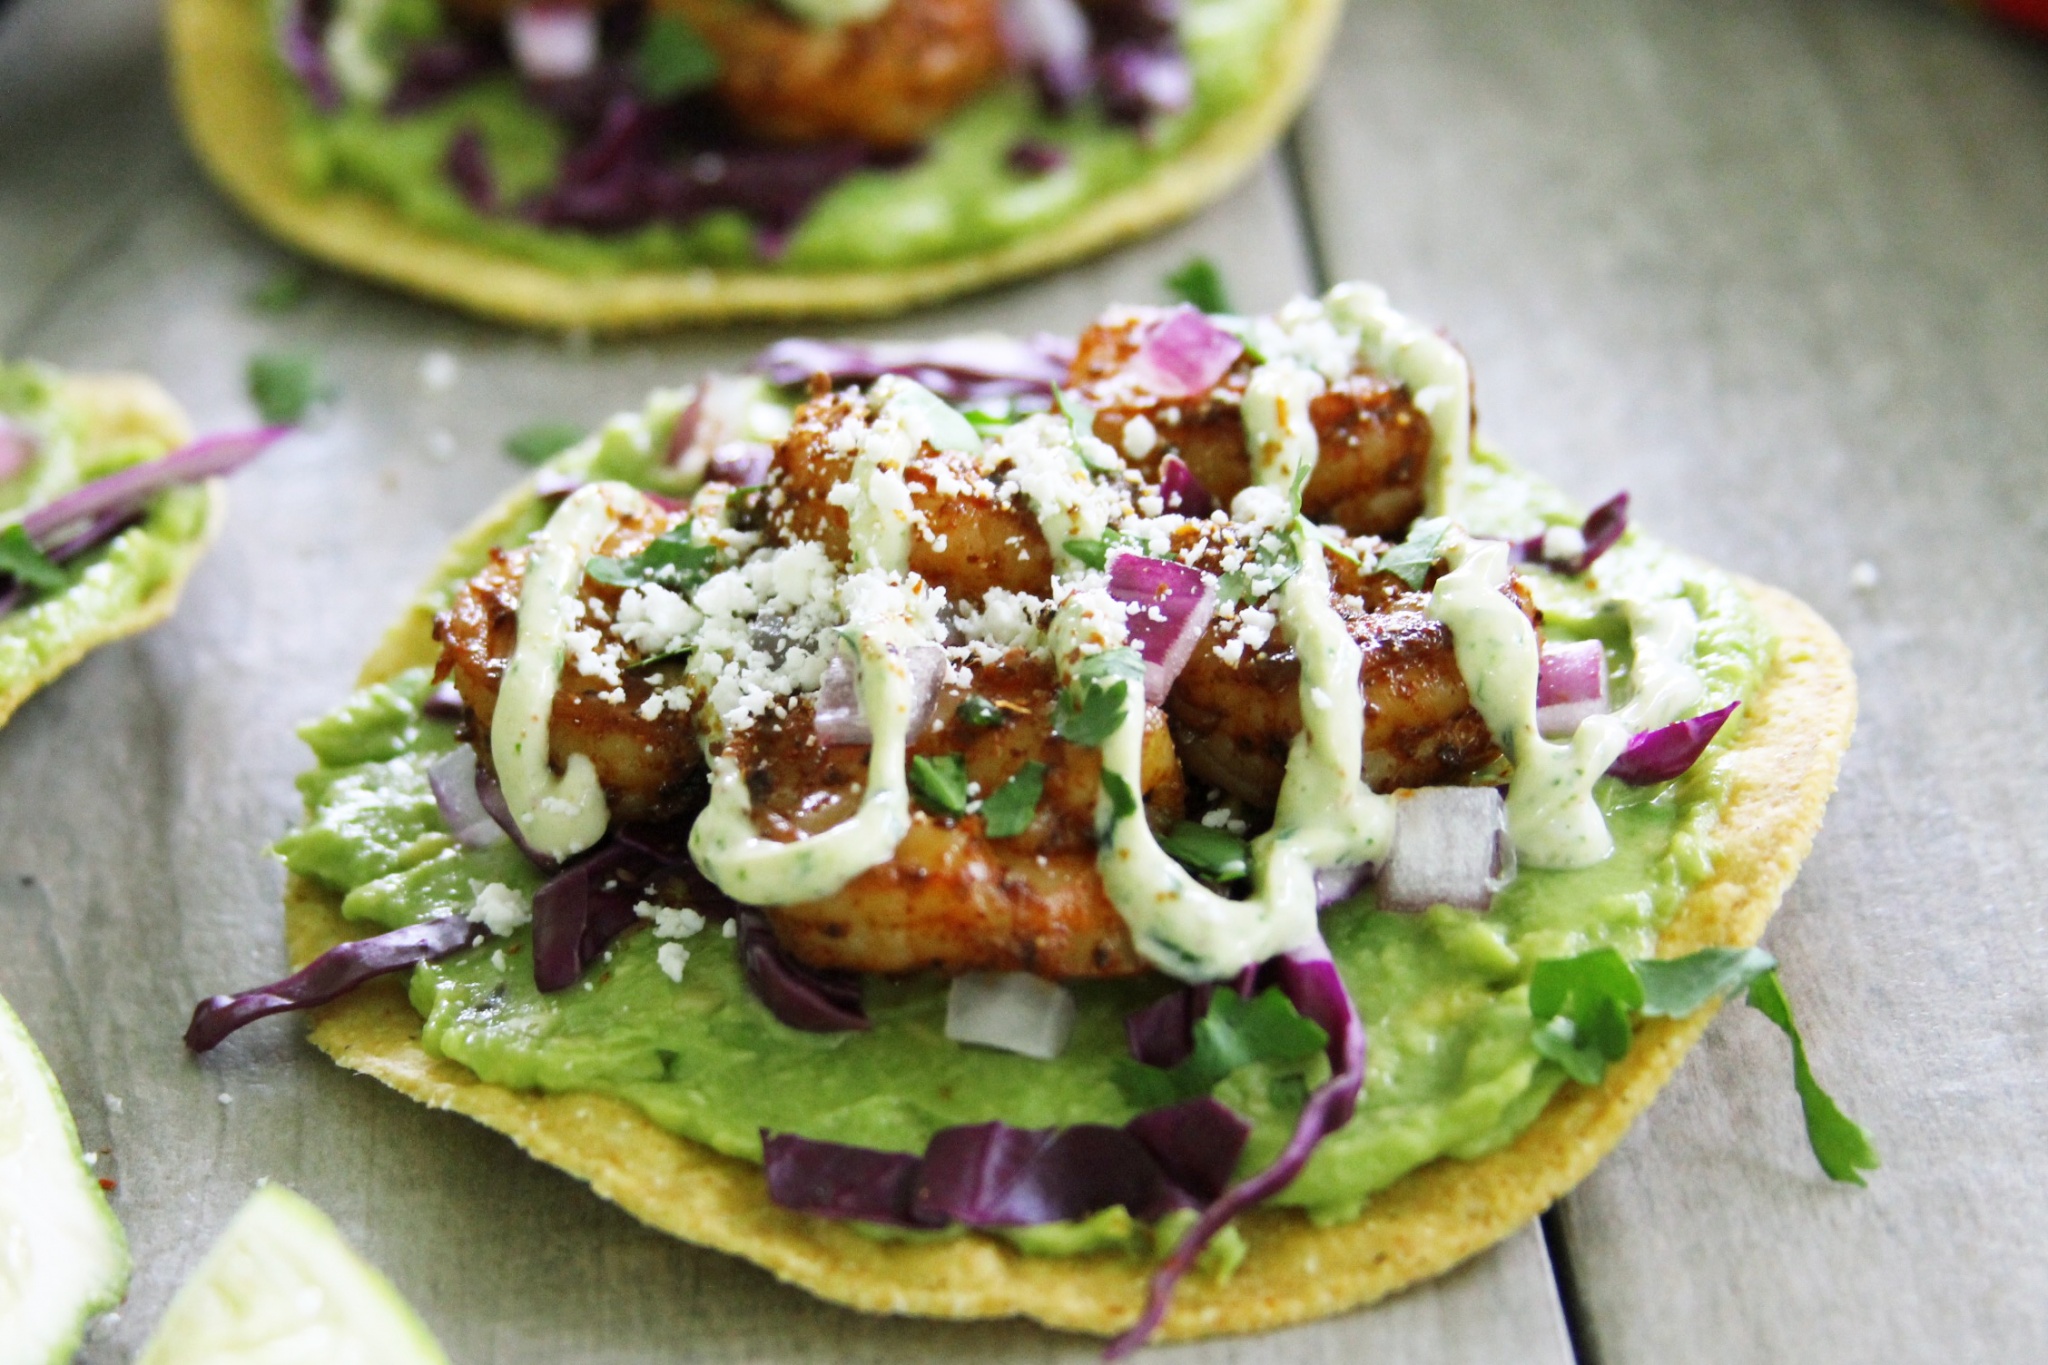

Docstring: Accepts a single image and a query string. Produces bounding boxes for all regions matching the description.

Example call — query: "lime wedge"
[136,1185,450,1365]
[0,991,130,1365]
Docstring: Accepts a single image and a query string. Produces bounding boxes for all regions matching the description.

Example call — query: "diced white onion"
[945,972,1077,1060]
[1375,786,1514,914]
[427,746,509,850]
[507,4,600,83]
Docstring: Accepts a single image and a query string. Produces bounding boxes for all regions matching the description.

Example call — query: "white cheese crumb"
[217,1093,233,1106]
[658,943,690,983]
[467,882,533,936]
[722,918,738,938]
[491,948,508,972]
[636,902,707,940]
[1849,560,1880,590]
[419,349,460,392]
[1121,415,1158,460]
[1541,524,1587,564]
[104,1095,123,1115]
[1200,807,1232,829]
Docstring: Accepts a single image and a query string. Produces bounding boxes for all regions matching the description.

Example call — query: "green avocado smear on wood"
[281,0,1291,273]
[274,444,1773,1252]
[0,364,213,699]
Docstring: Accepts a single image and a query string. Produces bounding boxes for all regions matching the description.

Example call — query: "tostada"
[166,0,1341,328]
[190,283,1870,1351]
[0,364,278,729]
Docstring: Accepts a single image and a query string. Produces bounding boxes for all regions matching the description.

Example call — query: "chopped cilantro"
[1053,385,1097,441]
[1164,256,1232,315]
[246,265,312,315]
[1746,969,1882,1185]
[909,753,970,817]
[584,521,719,593]
[246,352,329,425]
[635,13,720,99]
[980,761,1047,838]
[505,421,585,466]
[1061,528,1138,571]
[1100,769,1138,822]
[1115,988,1328,1108]
[1053,649,1143,748]
[1377,516,1454,590]
[956,694,1007,728]
[1529,947,1878,1183]
[0,524,66,592]
[1158,821,1250,883]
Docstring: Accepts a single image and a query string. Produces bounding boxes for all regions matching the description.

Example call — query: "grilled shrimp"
[433,500,706,823]
[733,652,1184,978]
[1067,308,1434,537]
[1164,525,1514,807]
[767,387,1056,603]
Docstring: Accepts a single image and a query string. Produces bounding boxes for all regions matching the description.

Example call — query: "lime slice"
[136,1185,450,1365]
[0,990,130,1364]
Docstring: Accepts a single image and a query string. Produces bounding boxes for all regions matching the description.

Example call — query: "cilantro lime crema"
[274,304,1772,1229]
[0,364,214,707]
[275,0,1292,273]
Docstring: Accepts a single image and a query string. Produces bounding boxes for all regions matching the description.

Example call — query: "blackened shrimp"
[733,653,1184,978]
[1067,307,1435,537]
[433,501,706,823]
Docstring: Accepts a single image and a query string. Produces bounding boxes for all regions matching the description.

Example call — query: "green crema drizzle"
[273,437,1776,1240]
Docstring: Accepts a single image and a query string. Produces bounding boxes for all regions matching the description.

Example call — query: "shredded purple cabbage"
[1005,0,1191,126]
[472,757,560,871]
[531,837,678,992]
[1006,139,1068,176]
[444,126,498,212]
[184,916,481,1053]
[0,417,34,483]
[737,911,869,1032]
[278,0,341,113]
[1514,491,1630,575]
[1608,701,1739,785]
[753,333,1075,403]
[386,36,502,115]
[1123,983,1215,1068]
[20,428,286,548]
[763,1134,928,1226]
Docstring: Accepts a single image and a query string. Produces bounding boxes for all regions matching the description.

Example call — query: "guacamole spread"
[279,0,1291,273]
[275,437,1771,1235]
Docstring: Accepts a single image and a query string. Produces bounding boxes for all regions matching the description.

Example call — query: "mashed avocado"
[281,0,1290,273]
[0,365,213,708]
[274,449,1773,1234]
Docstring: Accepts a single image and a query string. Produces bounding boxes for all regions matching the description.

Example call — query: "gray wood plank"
[0,8,1575,1358]
[1299,1,2048,1361]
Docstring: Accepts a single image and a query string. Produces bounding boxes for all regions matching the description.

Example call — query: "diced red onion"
[532,468,585,499]
[738,912,869,1032]
[1314,861,1374,909]
[1158,454,1214,518]
[1124,305,1243,399]
[1108,946,1365,1359]
[422,681,465,720]
[278,0,342,112]
[0,418,34,483]
[1106,553,1216,705]
[1514,491,1629,576]
[1536,639,1610,738]
[507,3,599,82]
[1096,43,1193,124]
[1374,786,1514,914]
[754,334,1074,403]
[427,746,509,850]
[1005,139,1068,176]
[945,973,1076,1060]
[813,642,946,747]
[20,428,286,549]
[1002,0,1094,112]
[1608,701,1738,785]
[444,125,498,212]
[184,916,481,1052]
[707,442,773,488]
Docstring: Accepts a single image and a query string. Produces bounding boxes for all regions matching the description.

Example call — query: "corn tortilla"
[168,0,1344,331]
[0,375,221,730]
[281,476,1855,1341]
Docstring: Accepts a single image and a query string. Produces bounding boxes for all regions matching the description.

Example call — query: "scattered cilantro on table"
[1165,256,1233,314]
[504,421,586,466]
[246,352,330,425]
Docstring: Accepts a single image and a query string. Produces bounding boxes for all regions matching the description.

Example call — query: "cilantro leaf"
[1077,647,1145,685]
[1115,988,1328,1108]
[1746,969,1881,1185]
[1158,821,1250,883]
[1099,769,1138,822]
[0,524,66,592]
[247,265,312,315]
[1053,648,1143,748]
[1528,947,1642,1085]
[1636,946,1777,1018]
[1063,536,1113,571]
[956,694,1007,728]
[1164,256,1232,315]
[980,761,1046,838]
[909,753,970,817]
[246,352,329,424]
[505,421,585,466]
[1377,516,1454,590]
[584,522,719,593]
[635,13,720,99]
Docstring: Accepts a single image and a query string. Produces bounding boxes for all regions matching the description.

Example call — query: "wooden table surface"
[1,0,2042,1360]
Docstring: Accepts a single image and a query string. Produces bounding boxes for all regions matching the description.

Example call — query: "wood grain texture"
[1299,1,2048,1361]
[0,0,1575,1356]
